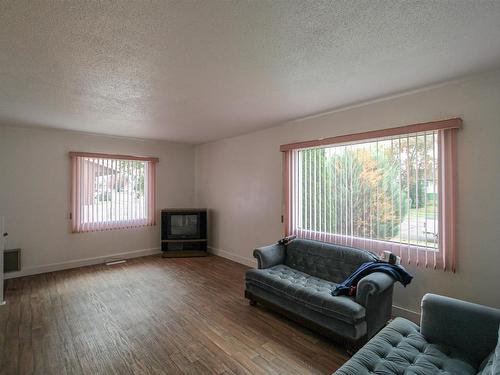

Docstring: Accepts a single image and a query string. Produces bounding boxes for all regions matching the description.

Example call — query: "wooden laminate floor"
[0,255,348,375]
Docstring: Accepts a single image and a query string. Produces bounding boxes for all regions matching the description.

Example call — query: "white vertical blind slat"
[132,161,136,223]
[320,148,323,241]
[406,135,411,264]
[293,151,296,237]
[307,150,313,238]
[328,149,332,240]
[78,157,83,232]
[91,158,95,230]
[112,159,116,227]
[100,159,103,228]
[433,132,438,267]
[126,160,129,225]
[398,138,403,252]
[132,160,136,222]
[350,145,354,247]
[314,149,318,240]
[424,132,428,267]
[374,141,378,252]
[95,158,98,229]
[118,159,122,227]
[86,158,89,230]
[340,146,344,244]
[415,134,419,266]
[143,161,147,225]
[128,160,131,224]
[144,161,149,224]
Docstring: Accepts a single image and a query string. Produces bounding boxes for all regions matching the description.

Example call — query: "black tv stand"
[161,209,208,258]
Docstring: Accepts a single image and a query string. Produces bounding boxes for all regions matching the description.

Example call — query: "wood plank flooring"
[0,255,348,375]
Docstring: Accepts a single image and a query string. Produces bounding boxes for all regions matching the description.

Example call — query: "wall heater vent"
[4,249,21,273]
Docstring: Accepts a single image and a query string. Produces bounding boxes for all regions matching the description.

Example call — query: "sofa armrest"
[421,293,500,364]
[355,272,395,339]
[253,244,285,269]
[355,272,395,307]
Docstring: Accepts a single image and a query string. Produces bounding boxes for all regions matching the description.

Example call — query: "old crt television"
[161,209,207,246]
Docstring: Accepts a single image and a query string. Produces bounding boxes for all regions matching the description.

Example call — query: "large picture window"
[70,152,158,233]
[282,119,460,271]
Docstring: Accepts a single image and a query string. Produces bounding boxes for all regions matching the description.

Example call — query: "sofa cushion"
[246,264,365,324]
[334,318,477,375]
[285,239,378,284]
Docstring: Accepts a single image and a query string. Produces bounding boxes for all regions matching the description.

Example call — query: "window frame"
[281,118,461,271]
[70,152,158,233]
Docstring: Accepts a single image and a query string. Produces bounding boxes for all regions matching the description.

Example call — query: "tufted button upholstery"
[285,239,378,284]
[334,318,478,375]
[246,264,365,324]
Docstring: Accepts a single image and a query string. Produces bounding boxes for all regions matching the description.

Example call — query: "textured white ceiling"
[1,1,500,143]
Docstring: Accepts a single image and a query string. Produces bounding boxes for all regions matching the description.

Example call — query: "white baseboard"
[208,246,256,268]
[4,247,161,279]
[392,304,421,323]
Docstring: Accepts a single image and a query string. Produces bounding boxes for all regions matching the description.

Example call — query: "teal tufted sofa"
[334,294,500,375]
[245,239,397,347]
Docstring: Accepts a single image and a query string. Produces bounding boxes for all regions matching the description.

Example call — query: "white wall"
[195,70,500,316]
[0,126,195,276]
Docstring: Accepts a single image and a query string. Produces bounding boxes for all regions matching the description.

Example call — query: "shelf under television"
[162,250,207,258]
[162,239,208,243]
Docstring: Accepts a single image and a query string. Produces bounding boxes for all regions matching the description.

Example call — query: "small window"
[70,153,158,233]
[282,119,460,271]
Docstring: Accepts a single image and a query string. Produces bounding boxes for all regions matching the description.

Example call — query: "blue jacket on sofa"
[333,261,413,296]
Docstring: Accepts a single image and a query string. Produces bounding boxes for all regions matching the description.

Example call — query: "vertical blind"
[70,153,157,233]
[282,119,460,271]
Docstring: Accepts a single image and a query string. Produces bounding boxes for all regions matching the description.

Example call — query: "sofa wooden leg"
[245,290,257,306]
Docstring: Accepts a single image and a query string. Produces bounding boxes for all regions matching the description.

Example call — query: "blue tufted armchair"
[334,293,500,375]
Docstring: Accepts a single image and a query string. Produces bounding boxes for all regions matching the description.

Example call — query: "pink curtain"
[71,155,82,232]
[147,161,157,226]
[283,151,291,236]
[438,128,457,272]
